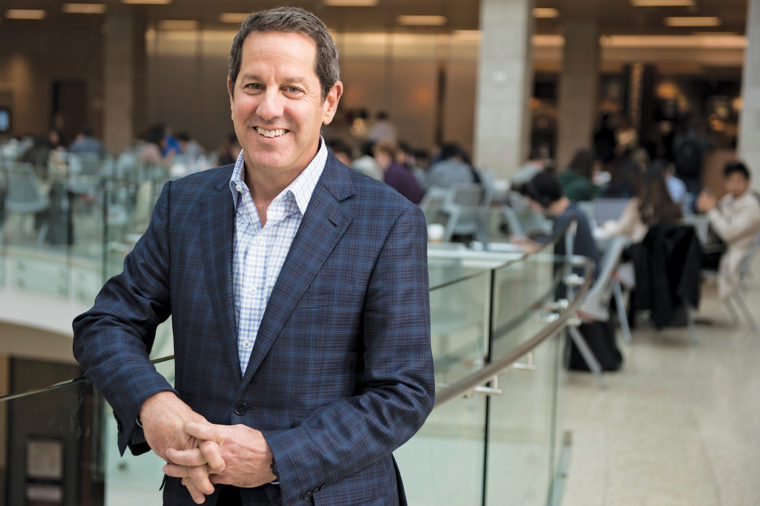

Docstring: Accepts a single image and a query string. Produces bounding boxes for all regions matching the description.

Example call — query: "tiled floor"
[562,259,760,505]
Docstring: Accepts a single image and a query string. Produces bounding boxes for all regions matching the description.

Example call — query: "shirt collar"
[229,137,328,215]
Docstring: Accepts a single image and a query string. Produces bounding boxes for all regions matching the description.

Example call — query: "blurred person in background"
[557,148,600,202]
[514,170,600,275]
[69,126,106,159]
[697,161,760,299]
[367,110,397,144]
[425,142,476,189]
[599,161,683,243]
[374,141,424,204]
[352,140,382,180]
[138,123,173,168]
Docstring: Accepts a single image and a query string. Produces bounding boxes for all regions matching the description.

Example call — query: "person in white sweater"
[697,161,760,299]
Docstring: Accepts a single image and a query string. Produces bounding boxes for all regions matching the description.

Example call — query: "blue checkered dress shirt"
[229,141,327,373]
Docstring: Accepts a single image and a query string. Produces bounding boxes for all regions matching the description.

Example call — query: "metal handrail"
[434,258,593,409]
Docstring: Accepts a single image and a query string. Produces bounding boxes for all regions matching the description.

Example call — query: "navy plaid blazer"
[73,152,434,505]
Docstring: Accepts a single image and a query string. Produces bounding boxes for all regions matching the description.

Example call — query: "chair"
[3,161,50,247]
[445,183,487,243]
[703,228,760,330]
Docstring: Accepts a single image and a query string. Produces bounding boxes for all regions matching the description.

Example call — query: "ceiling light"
[664,16,721,27]
[218,13,249,23]
[5,9,46,19]
[121,0,172,4]
[324,0,378,6]
[62,3,107,14]
[631,0,694,6]
[533,8,559,18]
[158,19,198,30]
[397,15,447,26]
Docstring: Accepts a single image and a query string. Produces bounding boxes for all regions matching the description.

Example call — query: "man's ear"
[227,77,234,120]
[322,81,344,126]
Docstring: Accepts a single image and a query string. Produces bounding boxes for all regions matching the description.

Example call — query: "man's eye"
[285,86,303,94]
[245,83,263,90]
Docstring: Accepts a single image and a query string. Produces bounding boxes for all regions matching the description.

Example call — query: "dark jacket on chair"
[628,223,703,328]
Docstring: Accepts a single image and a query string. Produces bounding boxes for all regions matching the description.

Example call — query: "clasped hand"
[140,392,275,504]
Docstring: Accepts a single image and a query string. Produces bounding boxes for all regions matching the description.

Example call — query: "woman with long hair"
[600,160,682,242]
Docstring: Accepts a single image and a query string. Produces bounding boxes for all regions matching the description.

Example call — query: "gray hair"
[228,7,340,101]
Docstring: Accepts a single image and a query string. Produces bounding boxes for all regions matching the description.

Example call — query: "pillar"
[739,0,760,189]
[555,19,599,170]
[473,0,534,179]
[103,9,146,154]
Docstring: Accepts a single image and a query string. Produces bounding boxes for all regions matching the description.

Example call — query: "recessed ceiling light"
[397,15,447,26]
[631,0,695,6]
[664,16,721,27]
[324,0,378,6]
[533,8,559,19]
[62,3,107,14]
[5,9,46,20]
[122,0,172,4]
[158,19,198,30]
[218,13,249,23]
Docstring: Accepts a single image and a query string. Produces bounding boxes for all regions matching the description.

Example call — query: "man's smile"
[255,127,288,138]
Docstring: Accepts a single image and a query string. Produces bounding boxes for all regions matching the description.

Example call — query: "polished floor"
[562,257,760,505]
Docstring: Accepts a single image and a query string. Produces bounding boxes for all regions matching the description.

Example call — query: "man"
[697,161,760,299]
[513,171,601,276]
[373,141,425,204]
[68,126,106,159]
[424,142,475,190]
[73,7,434,505]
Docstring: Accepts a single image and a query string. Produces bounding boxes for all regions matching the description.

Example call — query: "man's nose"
[256,89,284,121]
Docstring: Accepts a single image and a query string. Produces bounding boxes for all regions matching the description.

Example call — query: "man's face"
[228,31,342,176]
[725,172,749,198]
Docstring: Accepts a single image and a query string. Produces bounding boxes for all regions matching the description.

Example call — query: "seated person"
[557,148,600,202]
[697,161,760,299]
[599,161,683,242]
[513,171,600,278]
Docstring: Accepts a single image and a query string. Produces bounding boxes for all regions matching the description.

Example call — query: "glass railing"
[1,148,590,505]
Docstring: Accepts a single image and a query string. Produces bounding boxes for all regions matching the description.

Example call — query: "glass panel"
[0,358,175,505]
[430,270,490,387]
[490,251,558,359]
[485,331,563,506]
[395,394,486,506]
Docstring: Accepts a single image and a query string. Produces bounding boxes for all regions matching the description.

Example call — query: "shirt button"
[242,341,252,349]
[248,287,257,295]
[236,184,243,192]
[254,236,264,245]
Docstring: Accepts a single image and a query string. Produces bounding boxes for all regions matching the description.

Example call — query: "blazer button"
[234,401,248,416]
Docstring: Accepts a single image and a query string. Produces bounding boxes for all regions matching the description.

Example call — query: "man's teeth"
[255,127,286,138]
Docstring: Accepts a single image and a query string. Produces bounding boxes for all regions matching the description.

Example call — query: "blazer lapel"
[200,185,242,382]
[240,156,354,386]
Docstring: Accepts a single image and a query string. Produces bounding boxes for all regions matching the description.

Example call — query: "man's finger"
[166,447,207,467]
[184,420,223,442]
[164,463,191,478]
[181,477,207,504]
[199,440,225,473]
[188,465,215,495]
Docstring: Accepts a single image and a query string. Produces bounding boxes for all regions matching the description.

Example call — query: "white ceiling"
[0,0,749,35]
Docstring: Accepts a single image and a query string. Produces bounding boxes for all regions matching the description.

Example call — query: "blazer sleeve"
[72,182,176,455]
[262,205,435,504]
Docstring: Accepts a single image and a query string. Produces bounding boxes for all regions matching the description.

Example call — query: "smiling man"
[73,7,434,505]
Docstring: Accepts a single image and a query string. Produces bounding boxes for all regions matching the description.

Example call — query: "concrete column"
[473,0,534,179]
[104,9,146,154]
[739,0,760,190]
[556,19,599,170]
